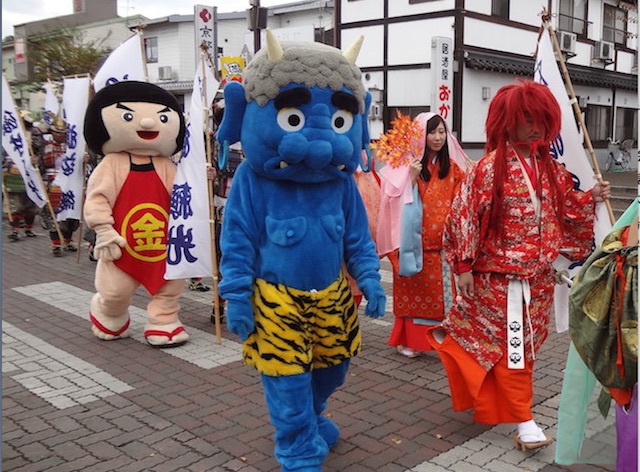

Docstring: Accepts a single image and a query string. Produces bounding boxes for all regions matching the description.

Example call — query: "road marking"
[12,282,243,369]
[3,321,134,410]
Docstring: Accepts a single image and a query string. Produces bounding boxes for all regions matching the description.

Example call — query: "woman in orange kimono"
[383,113,468,358]
[428,81,611,451]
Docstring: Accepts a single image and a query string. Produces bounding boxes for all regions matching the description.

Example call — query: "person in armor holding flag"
[3,113,39,240]
[38,115,80,256]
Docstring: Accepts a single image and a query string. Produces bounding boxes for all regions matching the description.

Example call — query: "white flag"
[165,61,220,279]
[1,75,47,208]
[93,33,146,92]
[43,80,60,125]
[54,77,90,221]
[534,28,612,332]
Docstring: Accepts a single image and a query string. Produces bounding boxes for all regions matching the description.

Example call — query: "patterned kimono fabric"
[388,160,465,352]
[432,148,594,424]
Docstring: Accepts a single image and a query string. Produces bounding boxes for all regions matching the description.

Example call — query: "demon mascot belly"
[216,30,386,471]
[83,81,189,348]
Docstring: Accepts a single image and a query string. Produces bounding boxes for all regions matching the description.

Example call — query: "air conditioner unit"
[558,31,577,55]
[158,66,173,80]
[593,40,614,62]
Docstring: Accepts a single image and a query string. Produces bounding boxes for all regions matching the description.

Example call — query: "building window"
[603,5,627,45]
[491,0,509,19]
[144,37,158,63]
[558,0,587,36]
[615,107,638,143]
[585,105,611,142]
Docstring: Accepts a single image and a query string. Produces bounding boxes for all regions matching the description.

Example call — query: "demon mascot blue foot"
[216,30,386,471]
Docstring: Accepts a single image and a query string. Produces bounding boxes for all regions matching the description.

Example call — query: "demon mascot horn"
[216,30,386,471]
[83,81,189,348]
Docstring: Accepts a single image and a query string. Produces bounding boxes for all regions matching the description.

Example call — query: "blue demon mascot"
[216,30,386,471]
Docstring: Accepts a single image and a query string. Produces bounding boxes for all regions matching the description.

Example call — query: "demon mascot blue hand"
[216,30,386,471]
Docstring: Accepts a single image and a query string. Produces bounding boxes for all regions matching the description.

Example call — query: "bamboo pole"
[541,10,615,225]
[134,27,150,83]
[75,157,87,264]
[75,80,94,264]
[2,181,15,223]
[200,45,223,345]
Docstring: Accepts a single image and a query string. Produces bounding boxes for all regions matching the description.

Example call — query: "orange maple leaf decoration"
[371,110,423,168]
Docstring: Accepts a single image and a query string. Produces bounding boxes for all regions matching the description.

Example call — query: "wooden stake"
[200,48,223,345]
[541,10,615,225]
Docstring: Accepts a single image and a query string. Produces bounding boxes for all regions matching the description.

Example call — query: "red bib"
[113,159,170,295]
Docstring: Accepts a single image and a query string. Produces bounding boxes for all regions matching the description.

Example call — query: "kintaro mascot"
[83,81,189,348]
[217,30,386,471]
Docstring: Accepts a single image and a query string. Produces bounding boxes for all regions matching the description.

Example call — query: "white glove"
[93,224,126,261]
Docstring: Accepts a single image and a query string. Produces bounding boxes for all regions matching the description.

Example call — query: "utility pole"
[248,0,267,54]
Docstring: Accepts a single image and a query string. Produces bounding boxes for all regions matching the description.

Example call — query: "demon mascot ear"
[216,30,385,471]
[83,80,190,348]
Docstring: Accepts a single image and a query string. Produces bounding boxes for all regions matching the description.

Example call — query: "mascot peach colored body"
[83,81,189,347]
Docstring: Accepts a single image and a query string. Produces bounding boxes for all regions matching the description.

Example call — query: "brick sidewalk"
[2,218,617,472]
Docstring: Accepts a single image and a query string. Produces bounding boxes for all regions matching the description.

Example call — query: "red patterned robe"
[433,146,596,423]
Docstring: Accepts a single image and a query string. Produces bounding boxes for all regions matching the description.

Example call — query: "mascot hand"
[226,298,255,341]
[94,224,127,262]
[360,279,386,319]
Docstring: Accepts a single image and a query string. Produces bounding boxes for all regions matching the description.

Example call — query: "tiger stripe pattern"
[243,272,361,376]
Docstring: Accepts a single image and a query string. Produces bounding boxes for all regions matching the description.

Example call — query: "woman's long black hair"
[420,114,450,182]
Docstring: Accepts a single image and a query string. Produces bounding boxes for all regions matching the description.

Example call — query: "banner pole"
[2,181,15,223]
[541,10,615,224]
[201,45,223,345]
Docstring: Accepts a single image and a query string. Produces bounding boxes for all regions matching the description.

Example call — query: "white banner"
[1,75,47,208]
[43,80,60,125]
[194,5,216,69]
[165,60,220,279]
[93,33,146,92]
[534,28,612,332]
[431,36,453,130]
[54,77,90,221]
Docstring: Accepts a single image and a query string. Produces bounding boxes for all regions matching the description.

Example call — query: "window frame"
[558,0,589,37]
[491,0,510,20]
[585,104,612,143]
[144,36,158,64]
[603,4,627,45]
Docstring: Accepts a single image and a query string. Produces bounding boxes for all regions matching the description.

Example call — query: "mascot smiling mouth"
[137,130,159,140]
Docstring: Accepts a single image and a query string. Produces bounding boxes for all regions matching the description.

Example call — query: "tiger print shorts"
[243,272,362,376]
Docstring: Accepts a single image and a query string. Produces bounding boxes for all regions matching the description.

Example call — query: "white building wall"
[340,0,383,23]
[388,19,454,66]
[464,18,539,56]
[346,25,384,68]
[464,0,492,16]
[388,0,455,18]
[217,17,250,56]
[386,69,432,107]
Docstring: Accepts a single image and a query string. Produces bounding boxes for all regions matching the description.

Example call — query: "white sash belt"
[506,279,535,369]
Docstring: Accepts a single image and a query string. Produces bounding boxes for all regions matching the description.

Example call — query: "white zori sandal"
[513,421,554,451]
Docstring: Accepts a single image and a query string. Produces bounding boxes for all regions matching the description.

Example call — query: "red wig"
[485,80,565,236]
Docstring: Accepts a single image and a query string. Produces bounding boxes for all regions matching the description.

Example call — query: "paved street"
[2,181,630,472]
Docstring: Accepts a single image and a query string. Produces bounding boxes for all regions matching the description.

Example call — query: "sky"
[2,0,284,38]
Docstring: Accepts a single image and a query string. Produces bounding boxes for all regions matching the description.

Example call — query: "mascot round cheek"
[83,81,189,348]
[216,30,386,471]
